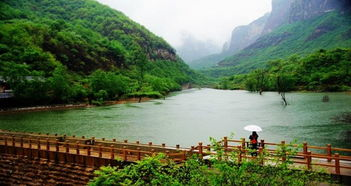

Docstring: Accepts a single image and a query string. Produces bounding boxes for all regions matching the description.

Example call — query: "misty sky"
[97,0,272,49]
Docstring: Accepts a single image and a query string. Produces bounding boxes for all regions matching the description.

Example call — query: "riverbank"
[0,97,154,114]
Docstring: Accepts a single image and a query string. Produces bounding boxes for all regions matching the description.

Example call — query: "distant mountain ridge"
[224,13,270,55]
[197,0,351,76]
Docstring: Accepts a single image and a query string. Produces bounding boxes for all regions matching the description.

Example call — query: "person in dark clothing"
[249,131,259,156]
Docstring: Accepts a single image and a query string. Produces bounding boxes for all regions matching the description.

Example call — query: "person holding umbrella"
[249,131,259,156]
[244,125,262,156]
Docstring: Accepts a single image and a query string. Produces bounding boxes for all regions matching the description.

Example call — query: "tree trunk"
[281,92,287,105]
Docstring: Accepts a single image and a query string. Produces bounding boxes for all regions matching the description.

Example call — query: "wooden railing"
[0,130,350,175]
[214,137,351,175]
[0,132,189,168]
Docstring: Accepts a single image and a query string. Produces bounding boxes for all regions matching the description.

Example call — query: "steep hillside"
[202,0,351,77]
[0,0,179,73]
[0,0,198,107]
[218,11,351,68]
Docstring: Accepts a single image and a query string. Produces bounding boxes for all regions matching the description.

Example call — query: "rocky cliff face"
[263,0,350,34]
[262,0,292,34]
[289,0,351,23]
[225,13,270,54]
[225,0,350,54]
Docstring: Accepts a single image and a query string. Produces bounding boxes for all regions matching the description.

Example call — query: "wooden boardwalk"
[0,130,350,176]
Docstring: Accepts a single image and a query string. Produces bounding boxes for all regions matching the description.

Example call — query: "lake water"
[0,89,350,149]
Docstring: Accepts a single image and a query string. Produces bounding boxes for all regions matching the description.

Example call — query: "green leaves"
[89,150,333,186]
[218,48,351,92]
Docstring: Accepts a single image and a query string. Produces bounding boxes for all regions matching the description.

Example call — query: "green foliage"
[0,0,203,107]
[89,70,132,100]
[218,48,351,92]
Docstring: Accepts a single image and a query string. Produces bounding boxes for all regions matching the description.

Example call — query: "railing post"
[20,137,24,148]
[307,151,312,170]
[258,147,264,165]
[37,139,41,159]
[46,139,50,159]
[137,147,141,161]
[303,142,308,159]
[327,144,332,162]
[241,138,246,149]
[65,142,69,153]
[123,146,127,161]
[198,142,203,159]
[12,136,16,154]
[238,146,242,164]
[281,141,286,162]
[110,145,114,160]
[335,153,340,175]
[12,136,15,147]
[38,139,41,150]
[55,140,59,152]
[223,136,228,152]
[4,137,8,146]
[76,141,80,155]
[28,139,32,159]
[46,139,50,151]
[182,150,186,161]
[98,144,102,158]
[260,140,265,148]
[87,146,91,156]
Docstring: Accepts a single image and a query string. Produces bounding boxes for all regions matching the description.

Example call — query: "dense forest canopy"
[0,0,200,107]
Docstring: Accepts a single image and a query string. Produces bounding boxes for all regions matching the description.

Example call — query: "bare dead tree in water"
[276,74,295,106]
[256,69,267,95]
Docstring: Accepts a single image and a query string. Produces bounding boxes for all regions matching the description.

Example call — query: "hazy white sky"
[97,0,272,48]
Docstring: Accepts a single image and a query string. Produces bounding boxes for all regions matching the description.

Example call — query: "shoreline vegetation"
[0,84,194,114]
[216,48,351,93]
[0,97,154,114]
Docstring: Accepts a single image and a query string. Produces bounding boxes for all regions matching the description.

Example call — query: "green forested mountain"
[202,11,351,77]
[0,0,198,107]
[217,48,351,92]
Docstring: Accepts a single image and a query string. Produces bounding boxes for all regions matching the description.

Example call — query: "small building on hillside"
[0,77,14,99]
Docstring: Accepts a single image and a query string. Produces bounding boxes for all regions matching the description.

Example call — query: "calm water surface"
[0,89,350,148]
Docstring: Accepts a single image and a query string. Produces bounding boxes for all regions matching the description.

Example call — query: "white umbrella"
[244,125,262,132]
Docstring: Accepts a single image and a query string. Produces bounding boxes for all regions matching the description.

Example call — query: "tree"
[245,69,268,94]
[275,73,295,105]
[48,65,73,103]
